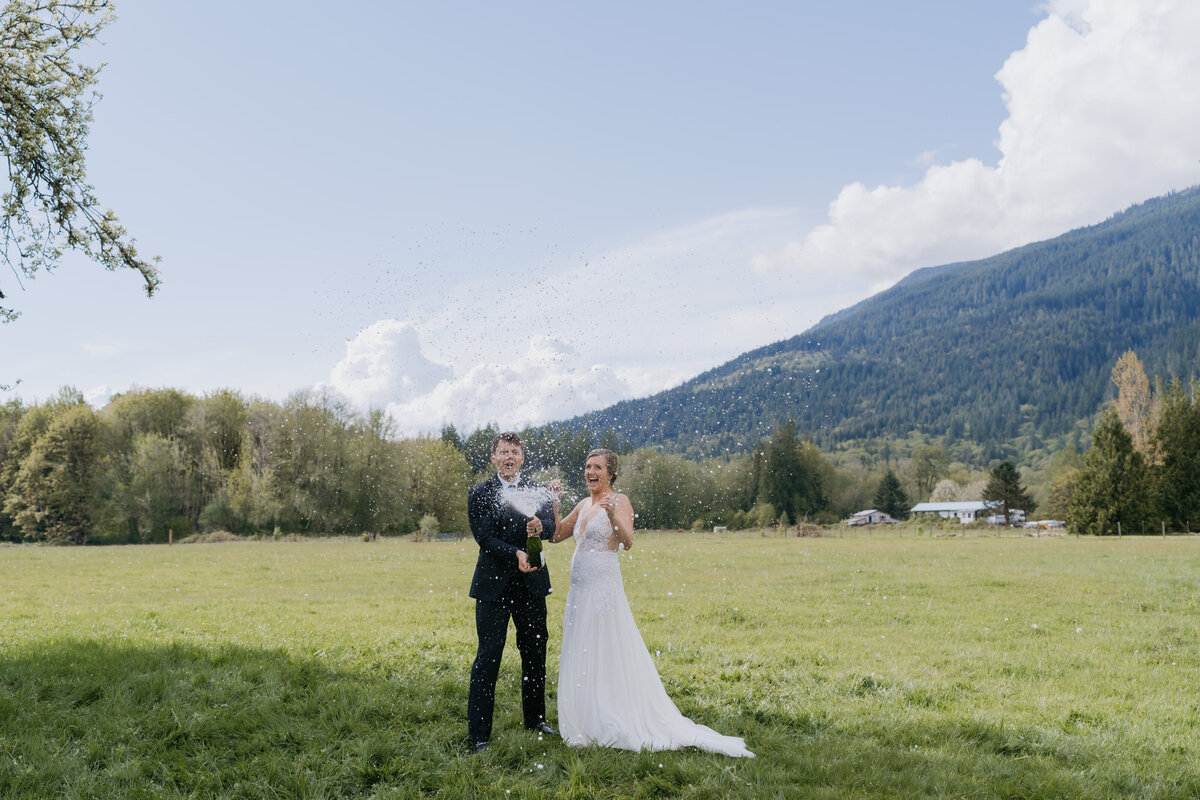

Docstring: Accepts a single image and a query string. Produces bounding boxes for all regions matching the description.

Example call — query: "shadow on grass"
[0,640,1193,800]
[0,638,474,800]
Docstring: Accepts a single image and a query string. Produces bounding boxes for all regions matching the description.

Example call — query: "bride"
[549,448,754,757]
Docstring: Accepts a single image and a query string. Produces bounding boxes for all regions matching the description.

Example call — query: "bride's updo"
[587,448,619,486]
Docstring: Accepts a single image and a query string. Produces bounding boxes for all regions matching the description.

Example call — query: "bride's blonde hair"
[587,448,619,487]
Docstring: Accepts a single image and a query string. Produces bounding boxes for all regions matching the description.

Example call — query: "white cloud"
[84,385,114,408]
[762,0,1200,284]
[323,320,452,409]
[324,322,674,436]
[386,338,674,436]
[911,150,941,169]
[320,210,820,436]
[321,207,894,436]
[323,0,1200,437]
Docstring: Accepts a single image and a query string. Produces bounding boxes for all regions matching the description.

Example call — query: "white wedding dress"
[557,500,754,757]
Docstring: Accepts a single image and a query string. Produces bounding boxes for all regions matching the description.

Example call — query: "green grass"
[1,533,1198,798]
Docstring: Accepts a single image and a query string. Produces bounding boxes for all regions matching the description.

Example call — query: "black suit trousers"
[467,576,548,743]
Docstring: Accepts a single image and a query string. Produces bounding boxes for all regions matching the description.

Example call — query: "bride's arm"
[550,500,583,543]
[604,494,635,551]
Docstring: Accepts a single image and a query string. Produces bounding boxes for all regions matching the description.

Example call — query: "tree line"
[445,419,839,532]
[7,351,1191,545]
[0,386,880,544]
[1061,351,1200,534]
[0,388,472,544]
[0,381,1059,545]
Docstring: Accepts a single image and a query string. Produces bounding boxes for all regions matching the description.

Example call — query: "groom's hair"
[491,431,523,454]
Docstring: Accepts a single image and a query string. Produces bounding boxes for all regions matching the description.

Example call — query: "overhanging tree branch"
[0,0,160,322]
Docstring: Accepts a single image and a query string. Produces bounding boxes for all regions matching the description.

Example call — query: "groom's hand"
[526,517,543,537]
[516,550,538,572]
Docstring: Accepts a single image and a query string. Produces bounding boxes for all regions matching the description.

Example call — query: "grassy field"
[1,531,1198,799]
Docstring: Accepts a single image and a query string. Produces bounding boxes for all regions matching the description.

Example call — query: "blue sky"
[4,0,1199,435]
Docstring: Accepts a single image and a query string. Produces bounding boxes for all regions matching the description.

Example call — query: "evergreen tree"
[758,422,806,522]
[1152,380,1200,531]
[598,427,621,453]
[461,425,498,475]
[440,424,463,450]
[794,438,832,519]
[1068,410,1152,535]
[982,461,1035,525]
[873,469,910,520]
[749,440,765,506]
[565,429,596,493]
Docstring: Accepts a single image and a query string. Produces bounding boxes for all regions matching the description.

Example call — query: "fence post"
[1117,521,1122,537]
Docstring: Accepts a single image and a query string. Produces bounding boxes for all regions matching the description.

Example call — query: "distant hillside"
[565,187,1200,459]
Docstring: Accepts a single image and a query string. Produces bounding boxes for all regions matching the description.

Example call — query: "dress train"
[556,502,754,758]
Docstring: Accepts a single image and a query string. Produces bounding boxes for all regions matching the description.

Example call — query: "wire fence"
[693,520,1200,540]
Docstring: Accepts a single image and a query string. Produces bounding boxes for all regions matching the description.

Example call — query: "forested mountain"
[565,187,1200,461]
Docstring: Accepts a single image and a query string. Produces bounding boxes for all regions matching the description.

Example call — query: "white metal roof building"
[910,501,990,523]
[911,501,1026,525]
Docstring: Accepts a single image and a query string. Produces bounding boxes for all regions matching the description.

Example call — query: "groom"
[466,431,558,752]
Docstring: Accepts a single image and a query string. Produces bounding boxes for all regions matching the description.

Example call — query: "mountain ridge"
[563,186,1200,461]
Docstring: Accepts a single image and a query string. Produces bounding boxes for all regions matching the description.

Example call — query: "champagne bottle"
[525,528,543,568]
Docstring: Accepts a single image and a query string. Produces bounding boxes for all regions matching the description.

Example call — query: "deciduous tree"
[4,402,104,542]
[1111,350,1160,462]
[1040,444,1080,520]
[113,432,187,542]
[622,449,709,530]
[910,445,950,500]
[402,438,470,534]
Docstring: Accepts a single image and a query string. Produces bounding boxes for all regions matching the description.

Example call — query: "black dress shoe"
[469,740,489,754]
[526,721,558,737]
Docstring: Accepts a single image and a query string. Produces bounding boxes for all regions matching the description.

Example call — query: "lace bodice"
[573,500,619,553]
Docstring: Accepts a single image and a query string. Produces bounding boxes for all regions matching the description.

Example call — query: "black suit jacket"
[467,474,556,601]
